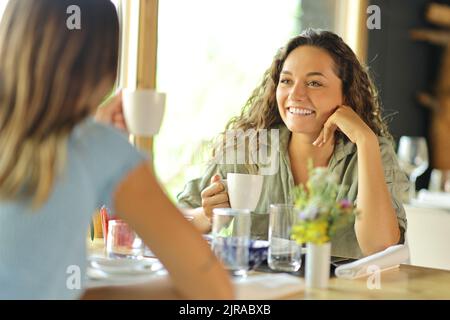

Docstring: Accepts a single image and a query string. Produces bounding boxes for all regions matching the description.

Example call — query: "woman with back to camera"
[0,0,233,299]
[178,29,409,259]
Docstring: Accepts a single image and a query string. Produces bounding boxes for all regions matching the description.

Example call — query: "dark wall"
[367,0,442,189]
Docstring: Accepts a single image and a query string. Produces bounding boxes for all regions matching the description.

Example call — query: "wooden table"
[289,264,450,299]
[85,239,450,300]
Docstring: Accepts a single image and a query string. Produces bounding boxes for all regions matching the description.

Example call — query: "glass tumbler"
[106,220,144,259]
[268,204,302,272]
[211,208,251,277]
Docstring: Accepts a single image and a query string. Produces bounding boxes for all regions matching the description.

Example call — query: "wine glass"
[397,136,429,202]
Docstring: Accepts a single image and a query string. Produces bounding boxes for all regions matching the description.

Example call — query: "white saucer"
[88,256,164,275]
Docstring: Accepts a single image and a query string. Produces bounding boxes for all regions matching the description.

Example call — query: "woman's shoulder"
[339,134,400,170]
[70,117,127,146]
[68,117,147,173]
[332,134,398,172]
[376,135,398,163]
[337,134,395,155]
[69,117,145,157]
[377,135,395,148]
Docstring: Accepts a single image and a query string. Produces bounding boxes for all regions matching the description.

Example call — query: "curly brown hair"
[225,29,391,141]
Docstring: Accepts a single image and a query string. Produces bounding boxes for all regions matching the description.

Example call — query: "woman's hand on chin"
[312,105,376,147]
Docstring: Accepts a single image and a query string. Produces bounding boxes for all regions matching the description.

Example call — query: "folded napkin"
[335,244,409,279]
[234,273,304,299]
[414,190,450,210]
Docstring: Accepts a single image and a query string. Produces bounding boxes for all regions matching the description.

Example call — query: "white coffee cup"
[122,89,166,136]
[226,173,264,211]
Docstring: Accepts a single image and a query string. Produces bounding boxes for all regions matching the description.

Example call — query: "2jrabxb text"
[179,304,271,317]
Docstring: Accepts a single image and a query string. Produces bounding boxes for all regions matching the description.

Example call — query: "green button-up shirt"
[177,125,409,258]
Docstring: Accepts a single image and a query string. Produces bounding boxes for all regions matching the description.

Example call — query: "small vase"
[305,242,331,289]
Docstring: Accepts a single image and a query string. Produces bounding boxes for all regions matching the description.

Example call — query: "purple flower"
[299,205,319,220]
[339,199,352,209]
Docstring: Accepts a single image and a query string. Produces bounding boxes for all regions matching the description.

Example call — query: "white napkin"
[335,245,409,279]
[234,273,304,299]
[413,190,450,210]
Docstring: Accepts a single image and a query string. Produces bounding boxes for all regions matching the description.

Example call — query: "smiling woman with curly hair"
[178,29,409,259]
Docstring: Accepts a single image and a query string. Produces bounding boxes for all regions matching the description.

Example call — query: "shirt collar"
[276,124,356,163]
[332,137,357,162]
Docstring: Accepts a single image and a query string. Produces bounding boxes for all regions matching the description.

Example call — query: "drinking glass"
[268,204,302,272]
[211,208,251,277]
[100,206,117,245]
[397,136,429,202]
[106,220,144,259]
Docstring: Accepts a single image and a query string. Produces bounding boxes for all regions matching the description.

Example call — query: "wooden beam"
[355,0,368,64]
[437,46,450,95]
[335,0,368,64]
[426,3,450,28]
[417,92,440,112]
[410,29,450,46]
[119,0,140,90]
[132,0,159,162]
[137,0,158,89]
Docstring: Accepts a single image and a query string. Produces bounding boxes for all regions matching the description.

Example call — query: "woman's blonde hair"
[0,0,119,208]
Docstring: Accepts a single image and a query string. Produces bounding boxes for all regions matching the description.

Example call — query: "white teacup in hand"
[226,173,264,211]
[122,89,166,136]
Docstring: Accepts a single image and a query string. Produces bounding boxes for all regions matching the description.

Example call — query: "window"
[0,0,8,20]
[155,0,301,199]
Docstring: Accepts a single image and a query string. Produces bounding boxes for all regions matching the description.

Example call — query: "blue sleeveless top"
[0,118,146,299]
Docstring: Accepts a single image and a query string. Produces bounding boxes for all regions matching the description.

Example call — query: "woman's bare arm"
[316,106,401,256]
[92,162,234,300]
[354,134,401,256]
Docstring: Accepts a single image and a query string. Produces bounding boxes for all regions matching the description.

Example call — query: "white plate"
[85,267,168,287]
[88,256,164,275]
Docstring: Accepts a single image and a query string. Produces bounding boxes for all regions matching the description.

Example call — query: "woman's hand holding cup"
[200,174,230,219]
[95,90,128,132]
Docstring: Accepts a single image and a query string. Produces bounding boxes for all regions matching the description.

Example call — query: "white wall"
[405,205,450,271]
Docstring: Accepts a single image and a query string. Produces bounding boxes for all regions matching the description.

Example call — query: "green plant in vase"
[291,160,358,288]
